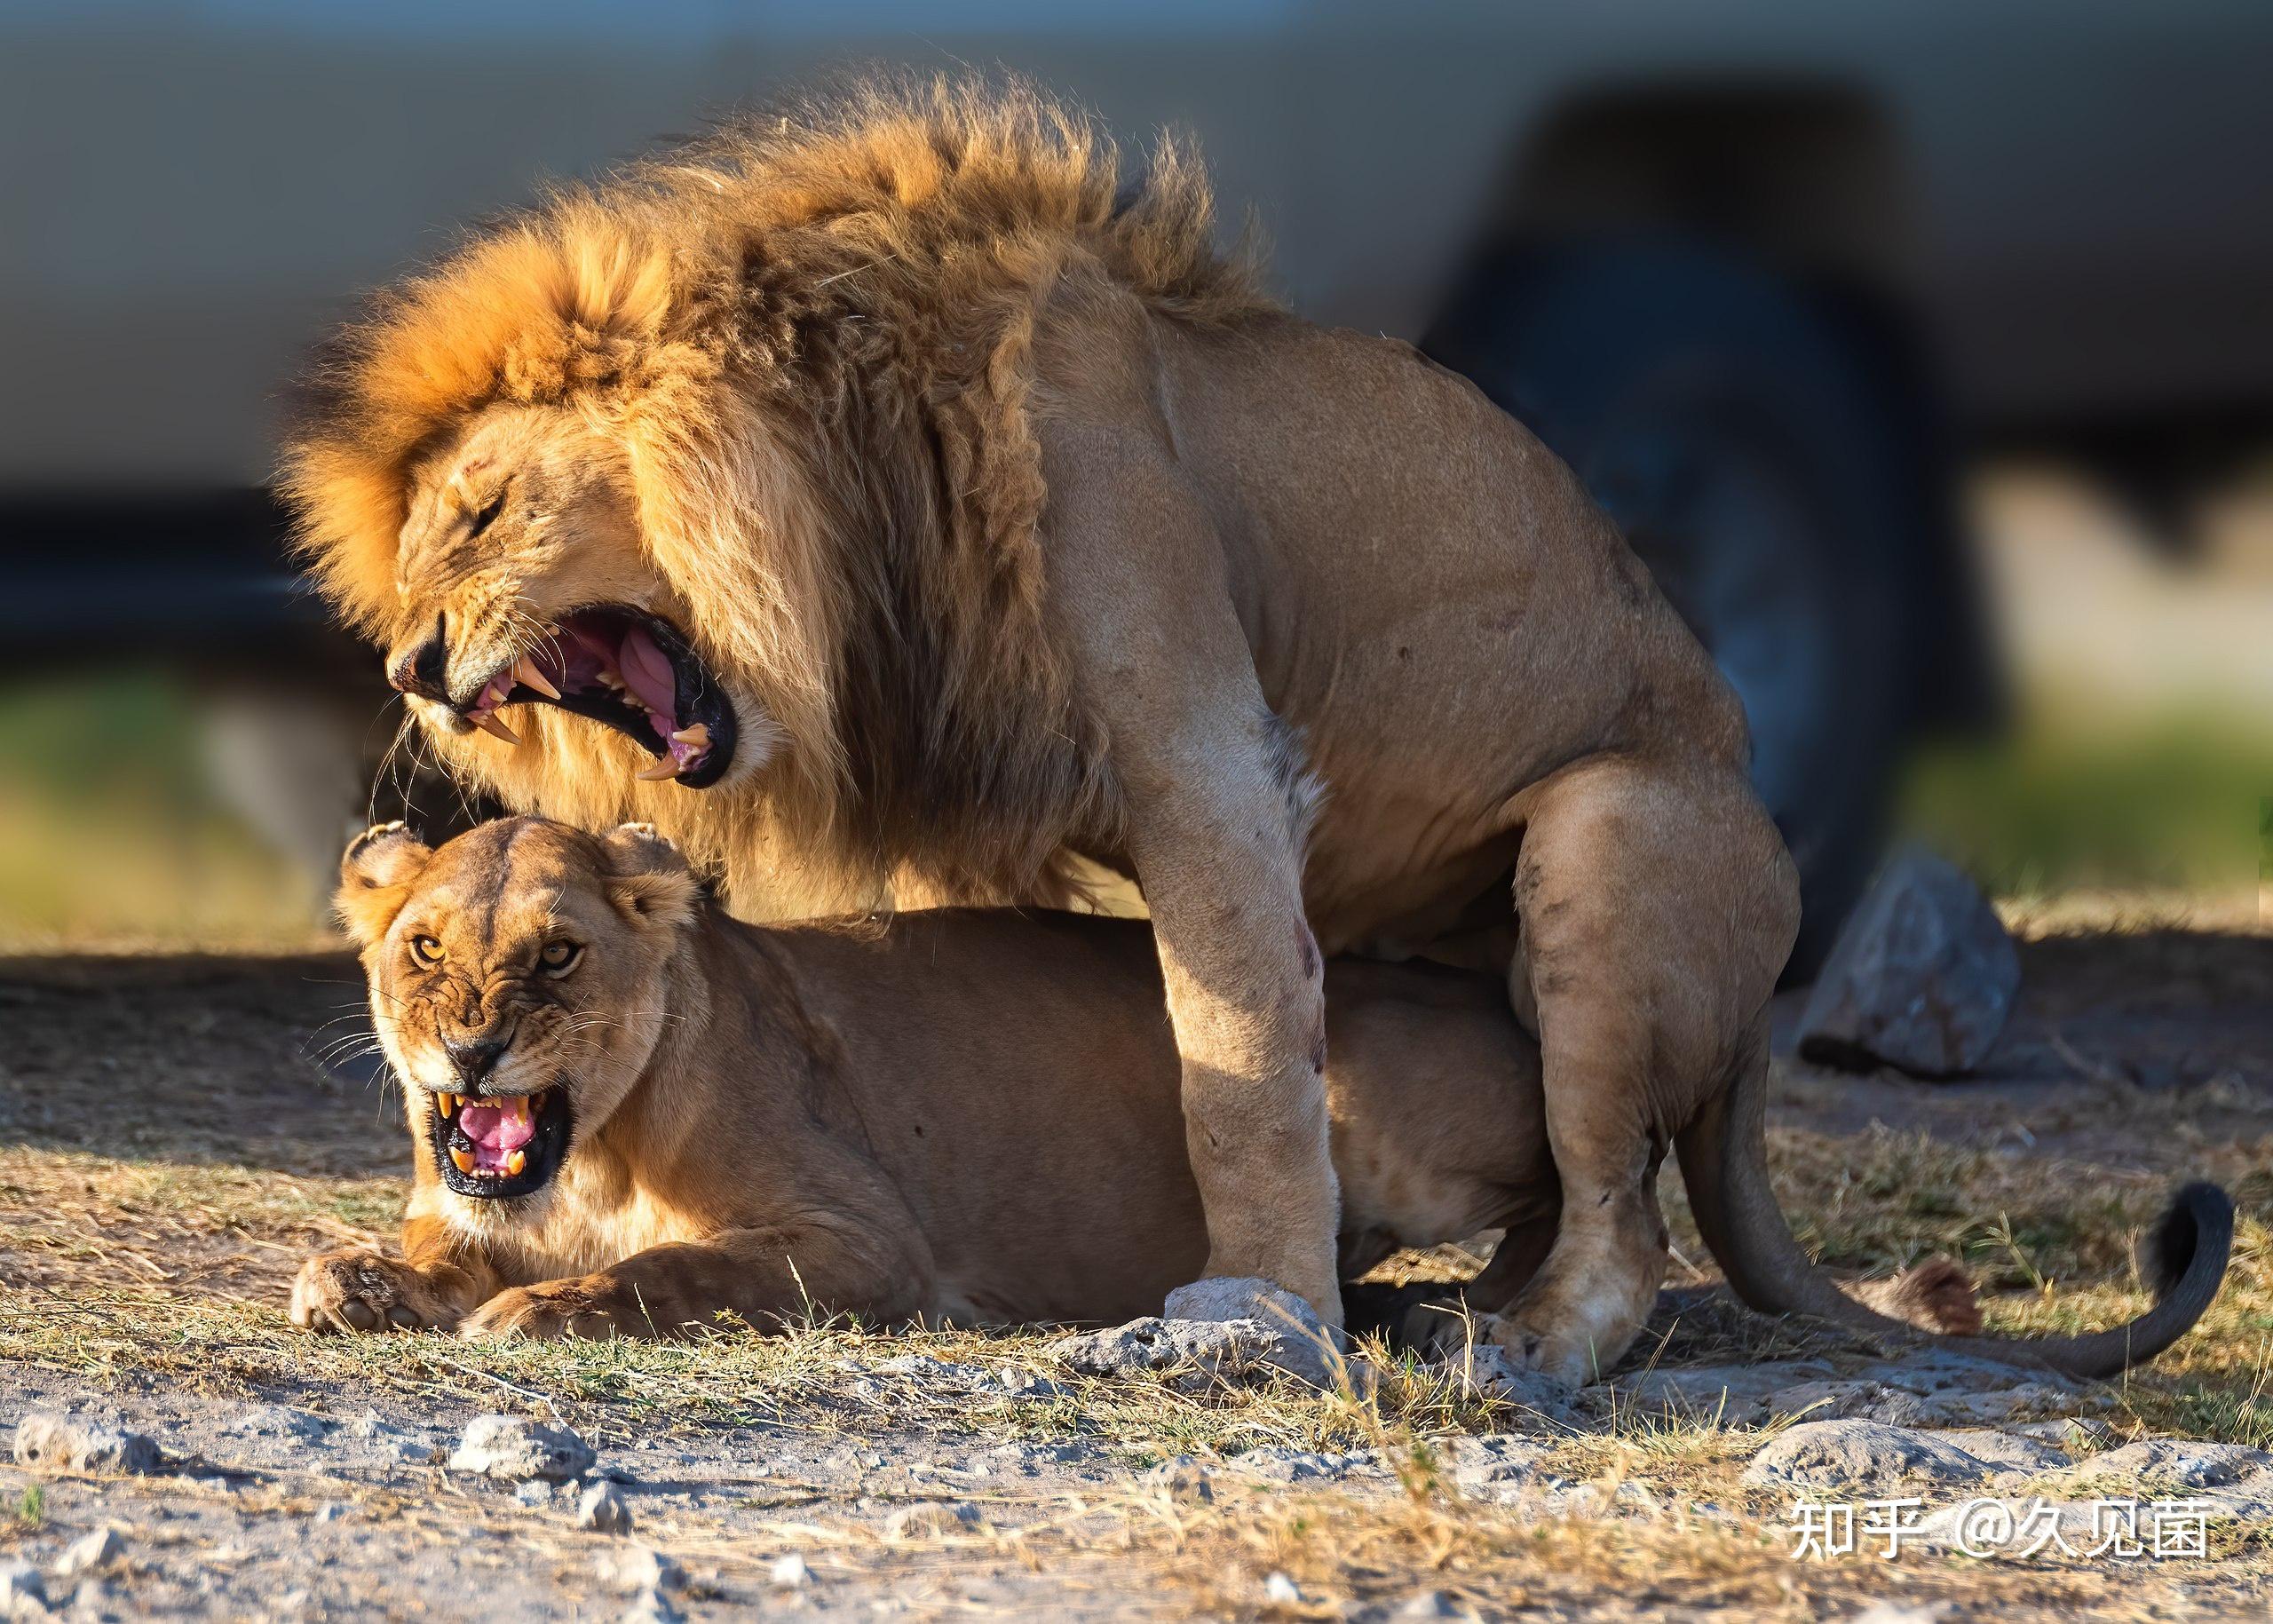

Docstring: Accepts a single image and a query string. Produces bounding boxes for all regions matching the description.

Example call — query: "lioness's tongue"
[459,1102,535,1172]
[619,624,677,733]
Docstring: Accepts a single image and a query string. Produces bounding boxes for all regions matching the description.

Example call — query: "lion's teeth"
[514,656,562,701]
[438,1092,457,1116]
[474,712,521,745]
[448,1146,474,1174]
[505,1150,527,1176]
[669,724,709,747]
[636,757,681,781]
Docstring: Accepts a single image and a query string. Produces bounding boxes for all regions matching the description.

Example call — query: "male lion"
[293,817,2229,1383]
[278,81,2198,1377]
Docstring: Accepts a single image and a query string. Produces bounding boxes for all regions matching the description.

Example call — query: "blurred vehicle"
[7,1,2273,962]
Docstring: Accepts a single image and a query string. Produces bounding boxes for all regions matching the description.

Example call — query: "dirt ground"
[2,917,2270,1620]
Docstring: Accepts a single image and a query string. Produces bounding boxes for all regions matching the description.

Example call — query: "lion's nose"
[443,1035,507,1088]
[388,614,451,701]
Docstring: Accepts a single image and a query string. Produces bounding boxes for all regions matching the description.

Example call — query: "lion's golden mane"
[281,77,1278,910]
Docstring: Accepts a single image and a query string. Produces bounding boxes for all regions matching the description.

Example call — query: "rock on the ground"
[53,1527,123,1579]
[768,1552,812,1588]
[1048,1318,1270,1392]
[1451,1346,1579,1422]
[1434,1436,1554,1504]
[1742,1420,1999,1489]
[2041,1438,2273,1492]
[619,1591,682,1624]
[448,1414,595,1483]
[1262,1572,1302,1604]
[1164,1277,1342,1388]
[579,1480,634,1534]
[0,1560,45,1617]
[12,1412,161,1476]
[594,1546,683,1594]
[1796,845,2021,1078]
[883,1501,982,1539]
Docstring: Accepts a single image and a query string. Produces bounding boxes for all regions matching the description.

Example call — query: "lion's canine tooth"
[438,1091,457,1116]
[449,1146,474,1174]
[636,757,682,781]
[514,656,562,701]
[474,712,521,745]
[505,1150,527,1176]
[669,724,709,747]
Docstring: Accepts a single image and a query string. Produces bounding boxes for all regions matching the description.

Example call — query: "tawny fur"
[283,78,1264,913]
[292,818,1983,1343]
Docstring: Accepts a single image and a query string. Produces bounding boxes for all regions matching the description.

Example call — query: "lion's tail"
[1674,1030,2233,1381]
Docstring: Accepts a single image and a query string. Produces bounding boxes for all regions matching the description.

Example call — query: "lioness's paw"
[290,1250,455,1334]
[459,1279,624,1343]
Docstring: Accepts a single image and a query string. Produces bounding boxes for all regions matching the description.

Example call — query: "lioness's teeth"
[449,1146,474,1174]
[636,758,681,781]
[505,1150,527,1176]
[438,1091,457,1116]
[514,656,563,701]
[474,712,521,745]
[669,724,709,747]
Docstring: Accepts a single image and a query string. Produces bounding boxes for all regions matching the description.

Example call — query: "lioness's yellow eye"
[540,940,581,975]
[410,934,444,966]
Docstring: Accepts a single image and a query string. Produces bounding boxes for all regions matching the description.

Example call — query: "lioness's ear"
[600,823,698,929]
[334,822,434,947]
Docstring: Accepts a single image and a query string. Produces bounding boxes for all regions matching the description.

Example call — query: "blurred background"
[3,0,2269,958]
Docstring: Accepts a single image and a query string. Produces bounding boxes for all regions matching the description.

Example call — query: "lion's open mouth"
[460,607,737,790]
[428,1085,573,1199]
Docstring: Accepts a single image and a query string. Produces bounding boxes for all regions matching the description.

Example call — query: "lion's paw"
[290,1249,456,1335]
[459,1279,622,1343]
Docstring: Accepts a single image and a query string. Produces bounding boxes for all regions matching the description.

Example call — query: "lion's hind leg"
[1488,757,1798,1383]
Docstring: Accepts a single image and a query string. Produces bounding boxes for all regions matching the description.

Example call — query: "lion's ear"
[334,822,433,946]
[600,823,698,929]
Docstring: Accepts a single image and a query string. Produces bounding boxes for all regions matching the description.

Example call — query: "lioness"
[293,818,2226,1380]
[275,82,2161,1374]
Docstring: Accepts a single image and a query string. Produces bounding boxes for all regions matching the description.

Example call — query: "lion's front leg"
[1041,424,1342,1325]
[460,1219,939,1342]
[1126,766,1343,1325]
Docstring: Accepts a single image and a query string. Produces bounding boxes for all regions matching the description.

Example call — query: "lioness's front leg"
[290,1216,497,1335]
[460,1218,937,1342]
[1042,423,1341,1322]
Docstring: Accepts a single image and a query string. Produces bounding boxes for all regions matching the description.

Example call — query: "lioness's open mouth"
[459,607,738,789]
[428,1086,574,1198]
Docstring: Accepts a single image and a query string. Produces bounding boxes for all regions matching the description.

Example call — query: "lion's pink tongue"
[619,624,677,731]
[459,1103,535,1172]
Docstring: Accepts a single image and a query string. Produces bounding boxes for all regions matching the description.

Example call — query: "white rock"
[1796,845,2019,1077]
[768,1552,812,1588]
[448,1414,594,1482]
[52,1528,121,1579]
[1742,1421,1998,1489]
[579,1480,634,1534]
[1165,1277,1341,1388]
[619,1591,681,1624]
[594,1546,683,1594]
[1262,1571,1302,1604]
[0,1560,44,1613]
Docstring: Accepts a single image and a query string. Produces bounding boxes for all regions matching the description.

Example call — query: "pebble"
[579,1481,634,1534]
[448,1414,595,1483]
[53,1527,123,1579]
[1262,1571,1302,1604]
[883,1501,982,1539]
[512,1480,551,1507]
[620,1591,682,1624]
[769,1552,812,1588]
[0,1560,46,1613]
[594,1546,683,1594]
[12,1413,161,1476]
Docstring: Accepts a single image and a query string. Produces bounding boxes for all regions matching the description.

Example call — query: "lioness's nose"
[443,1035,507,1088]
[388,614,450,701]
